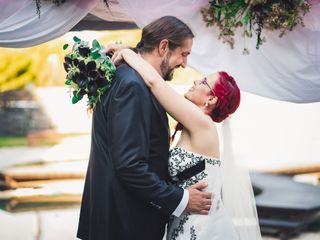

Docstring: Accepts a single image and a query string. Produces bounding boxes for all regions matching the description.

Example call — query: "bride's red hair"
[210,71,240,123]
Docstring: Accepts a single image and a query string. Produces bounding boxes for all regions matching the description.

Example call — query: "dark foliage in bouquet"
[63,36,116,110]
[34,0,109,18]
[201,0,311,54]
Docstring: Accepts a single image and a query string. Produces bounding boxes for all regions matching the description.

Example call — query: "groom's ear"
[158,39,169,57]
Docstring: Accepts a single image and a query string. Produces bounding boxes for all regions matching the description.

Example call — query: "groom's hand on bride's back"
[187,182,212,215]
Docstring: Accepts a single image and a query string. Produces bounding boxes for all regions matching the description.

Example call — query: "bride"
[112,48,262,240]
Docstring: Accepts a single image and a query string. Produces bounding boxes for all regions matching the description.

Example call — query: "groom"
[77,16,212,240]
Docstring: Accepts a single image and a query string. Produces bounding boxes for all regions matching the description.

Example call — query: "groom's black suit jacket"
[77,64,184,240]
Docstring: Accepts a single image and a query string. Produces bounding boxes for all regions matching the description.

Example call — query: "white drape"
[90,0,134,22]
[0,0,30,22]
[0,0,319,102]
[303,1,320,32]
[0,0,98,48]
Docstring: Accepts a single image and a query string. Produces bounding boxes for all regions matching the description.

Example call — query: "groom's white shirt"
[172,190,189,217]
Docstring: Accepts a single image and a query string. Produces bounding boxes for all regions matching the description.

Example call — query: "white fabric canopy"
[0,0,319,103]
[0,0,98,48]
[0,0,30,22]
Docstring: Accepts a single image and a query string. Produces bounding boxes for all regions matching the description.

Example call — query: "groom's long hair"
[136,16,194,53]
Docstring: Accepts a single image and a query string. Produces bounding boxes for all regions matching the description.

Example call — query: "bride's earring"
[205,102,209,107]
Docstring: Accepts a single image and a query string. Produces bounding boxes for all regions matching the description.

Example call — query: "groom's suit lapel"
[150,94,170,131]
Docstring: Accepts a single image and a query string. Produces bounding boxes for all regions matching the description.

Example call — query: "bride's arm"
[116,49,211,133]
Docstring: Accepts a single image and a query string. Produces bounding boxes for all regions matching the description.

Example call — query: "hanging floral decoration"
[201,0,311,54]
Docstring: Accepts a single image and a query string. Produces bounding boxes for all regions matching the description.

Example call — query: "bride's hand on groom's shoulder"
[105,41,128,54]
[105,42,129,66]
[111,48,127,65]
[187,181,212,215]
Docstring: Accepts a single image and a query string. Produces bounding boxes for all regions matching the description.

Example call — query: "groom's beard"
[160,54,176,81]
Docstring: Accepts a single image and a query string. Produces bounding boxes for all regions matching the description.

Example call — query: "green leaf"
[63,44,69,50]
[241,14,250,25]
[89,95,96,102]
[65,79,71,85]
[73,36,81,43]
[92,39,100,49]
[72,96,79,104]
[91,48,100,54]
[72,92,83,104]
[91,52,101,59]
[217,8,221,21]
[76,93,83,101]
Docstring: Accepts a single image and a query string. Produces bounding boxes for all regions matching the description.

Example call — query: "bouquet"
[63,37,116,110]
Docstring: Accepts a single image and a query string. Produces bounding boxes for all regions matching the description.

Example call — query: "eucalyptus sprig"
[201,0,311,54]
[63,36,116,110]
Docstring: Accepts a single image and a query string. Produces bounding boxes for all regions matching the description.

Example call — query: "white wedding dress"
[166,147,239,240]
